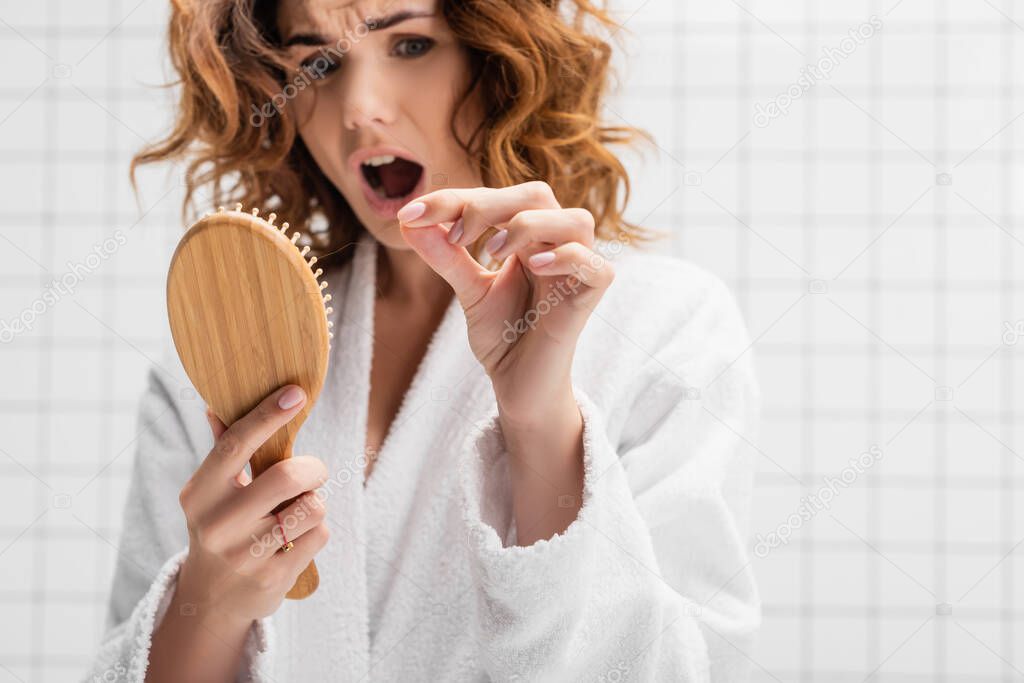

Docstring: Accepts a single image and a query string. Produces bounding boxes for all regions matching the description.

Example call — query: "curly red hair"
[133,0,656,270]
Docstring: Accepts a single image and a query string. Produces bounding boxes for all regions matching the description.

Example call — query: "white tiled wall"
[0,1,1021,680]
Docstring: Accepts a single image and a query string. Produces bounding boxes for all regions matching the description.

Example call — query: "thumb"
[206,407,250,487]
[399,222,491,308]
[205,406,227,440]
[233,468,252,488]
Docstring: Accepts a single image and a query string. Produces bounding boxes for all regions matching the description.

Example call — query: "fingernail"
[528,251,556,268]
[447,217,464,244]
[278,386,306,410]
[484,229,508,257]
[396,201,426,224]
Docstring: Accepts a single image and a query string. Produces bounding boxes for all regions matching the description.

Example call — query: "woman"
[86,0,760,681]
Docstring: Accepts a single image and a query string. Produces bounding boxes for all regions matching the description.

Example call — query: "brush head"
[166,204,332,599]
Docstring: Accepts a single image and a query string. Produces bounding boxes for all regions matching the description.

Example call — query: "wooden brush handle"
[168,207,331,602]
[250,431,320,600]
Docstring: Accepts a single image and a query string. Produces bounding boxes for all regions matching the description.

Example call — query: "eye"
[391,36,435,58]
[298,53,341,80]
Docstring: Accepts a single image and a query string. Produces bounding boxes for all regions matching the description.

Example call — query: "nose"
[339,58,395,131]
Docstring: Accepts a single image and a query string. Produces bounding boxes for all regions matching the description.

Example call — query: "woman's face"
[277,0,483,249]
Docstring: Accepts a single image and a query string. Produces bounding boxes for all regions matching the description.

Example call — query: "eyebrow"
[282,10,434,47]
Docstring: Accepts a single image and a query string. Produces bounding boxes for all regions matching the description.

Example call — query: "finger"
[399,222,492,309]
[275,521,330,584]
[205,408,253,487]
[247,491,327,562]
[524,242,616,291]
[452,183,562,249]
[396,186,488,227]
[199,385,307,484]
[399,182,560,248]
[233,468,252,488]
[485,208,595,262]
[205,407,227,440]
[237,455,329,519]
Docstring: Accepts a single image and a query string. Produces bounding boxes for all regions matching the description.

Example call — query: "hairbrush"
[166,203,333,600]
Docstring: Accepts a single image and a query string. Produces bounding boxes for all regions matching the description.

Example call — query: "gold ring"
[274,511,293,553]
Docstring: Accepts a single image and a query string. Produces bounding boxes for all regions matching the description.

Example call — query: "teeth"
[362,154,396,167]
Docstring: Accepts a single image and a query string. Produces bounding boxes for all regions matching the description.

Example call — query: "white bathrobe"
[84,232,761,682]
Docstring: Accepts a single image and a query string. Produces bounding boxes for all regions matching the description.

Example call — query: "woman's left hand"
[397,181,615,423]
[399,181,614,544]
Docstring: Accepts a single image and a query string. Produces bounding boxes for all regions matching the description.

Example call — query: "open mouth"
[360,155,424,202]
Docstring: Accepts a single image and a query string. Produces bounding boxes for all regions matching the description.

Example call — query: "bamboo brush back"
[167,205,332,600]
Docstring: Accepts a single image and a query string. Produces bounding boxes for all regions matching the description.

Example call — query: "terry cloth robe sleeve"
[82,365,275,683]
[458,275,761,683]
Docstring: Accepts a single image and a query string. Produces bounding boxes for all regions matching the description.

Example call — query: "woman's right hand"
[174,384,330,628]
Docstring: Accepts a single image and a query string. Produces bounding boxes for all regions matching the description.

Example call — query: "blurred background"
[1,1,1022,681]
